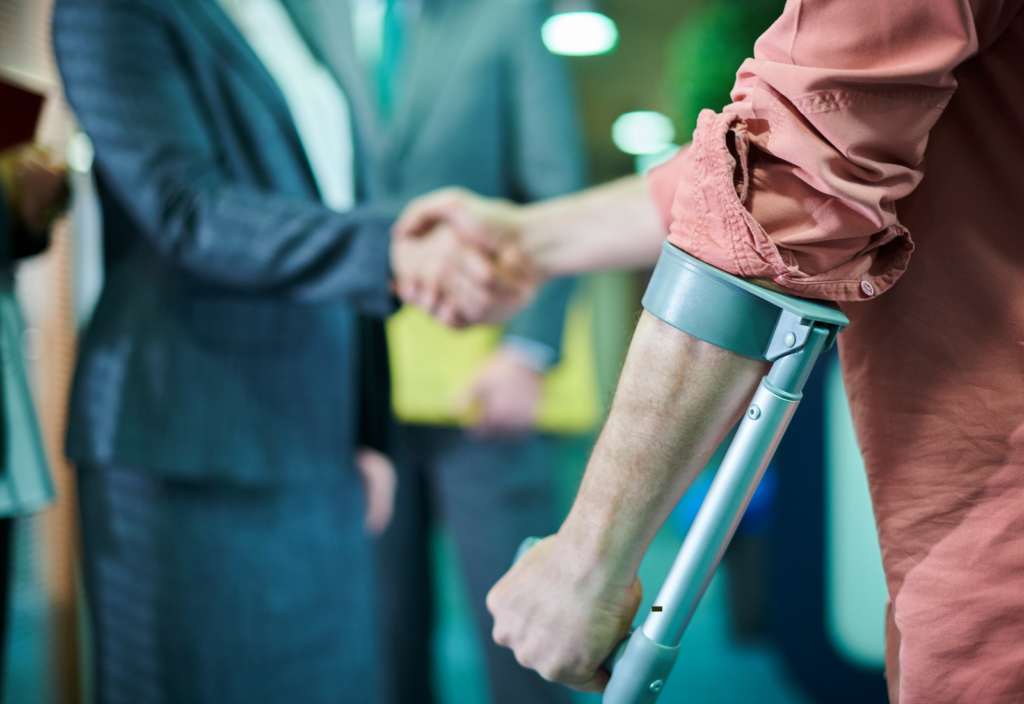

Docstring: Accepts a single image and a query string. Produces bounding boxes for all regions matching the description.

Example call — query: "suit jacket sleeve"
[499,0,587,362]
[53,0,395,315]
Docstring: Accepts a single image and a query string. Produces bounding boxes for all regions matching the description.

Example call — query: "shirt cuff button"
[860,280,876,297]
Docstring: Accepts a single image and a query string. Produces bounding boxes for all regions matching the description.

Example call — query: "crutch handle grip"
[602,630,632,672]
[602,628,680,703]
[513,536,544,564]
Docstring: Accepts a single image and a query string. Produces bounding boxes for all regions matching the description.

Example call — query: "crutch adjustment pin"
[747,404,761,420]
[783,331,797,348]
[649,680,664,693]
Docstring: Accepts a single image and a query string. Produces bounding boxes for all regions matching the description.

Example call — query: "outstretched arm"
[517,176,666,277]
[391,175,667,323]
[486,310,767,691]
[394,175,665,278]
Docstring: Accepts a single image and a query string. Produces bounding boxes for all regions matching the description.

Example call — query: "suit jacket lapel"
[282,0,385,159]
[389,0,480,160]
[185,0,308,161]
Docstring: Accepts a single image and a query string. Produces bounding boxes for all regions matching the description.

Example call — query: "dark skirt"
[78,463,381,704]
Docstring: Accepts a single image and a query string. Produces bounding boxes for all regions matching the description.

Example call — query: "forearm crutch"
[518,242,849,703]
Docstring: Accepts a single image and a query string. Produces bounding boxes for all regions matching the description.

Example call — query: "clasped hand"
[486,534,643,692]
[390,188,537,328]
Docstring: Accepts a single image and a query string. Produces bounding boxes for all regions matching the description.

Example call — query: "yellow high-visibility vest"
[387,292,599,433]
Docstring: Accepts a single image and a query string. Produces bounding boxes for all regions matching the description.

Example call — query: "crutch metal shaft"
[513,243,848,704]
[599,243,847,702]
[602,326,828,703]
[642,326,826,646]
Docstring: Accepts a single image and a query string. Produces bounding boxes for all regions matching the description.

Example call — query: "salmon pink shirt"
[648,1,1024,702]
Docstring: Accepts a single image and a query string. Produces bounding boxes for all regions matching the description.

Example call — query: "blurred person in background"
[366,1,585,703]
[53,0,403,700]
[394,0,1024,700]
[53,0,581,702]
[0,141,65,694]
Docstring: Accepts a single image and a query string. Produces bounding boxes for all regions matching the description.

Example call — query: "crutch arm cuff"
[642,242,849,361]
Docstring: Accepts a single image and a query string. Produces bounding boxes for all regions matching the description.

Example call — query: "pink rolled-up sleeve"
[664,0,986,301]
[646,146,690,229]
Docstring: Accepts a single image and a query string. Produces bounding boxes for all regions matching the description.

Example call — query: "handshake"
[389,188,539,328]
[390,176,665,327]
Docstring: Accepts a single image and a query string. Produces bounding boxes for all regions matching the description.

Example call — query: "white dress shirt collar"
[217,0,356,213]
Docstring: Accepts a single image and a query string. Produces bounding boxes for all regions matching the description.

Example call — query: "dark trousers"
[78,464,382,704]
[378,426,572,704]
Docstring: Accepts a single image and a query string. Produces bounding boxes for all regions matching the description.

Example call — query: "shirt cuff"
[665,110,913,302]
[500,336,559,373]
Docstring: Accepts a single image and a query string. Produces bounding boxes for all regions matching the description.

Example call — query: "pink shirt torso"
[649,3,1024,701]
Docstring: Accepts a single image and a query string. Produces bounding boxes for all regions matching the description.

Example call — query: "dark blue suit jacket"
[54,0,583,484]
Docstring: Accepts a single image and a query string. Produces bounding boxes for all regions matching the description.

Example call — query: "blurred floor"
[430,438,818,704]
[1,444,818,704]
[3,514,820,704]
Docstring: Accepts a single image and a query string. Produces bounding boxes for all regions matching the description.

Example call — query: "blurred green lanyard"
[376,0,405,121]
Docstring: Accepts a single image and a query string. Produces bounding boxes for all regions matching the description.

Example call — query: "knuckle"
[514,642,541,670]
[555,650,595,683]
[436,187,465,207]
[465,299,486,321]
[534,659,568,684]
[485,589,500,615]
[491,624,510,648]
[534,666,556,683]
[516,639,582,684]
[478,266,498,287]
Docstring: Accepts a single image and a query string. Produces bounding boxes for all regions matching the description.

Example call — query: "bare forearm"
[554,311,768,586]
[519,176,666,278]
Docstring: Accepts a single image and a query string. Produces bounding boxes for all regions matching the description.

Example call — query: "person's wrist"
[553,500,641,591]
[517,204,553,278]
[498,338,556,374]
[389,234,426,300]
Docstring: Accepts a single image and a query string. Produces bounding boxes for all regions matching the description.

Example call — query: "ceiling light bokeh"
[611,111,676,155]
[635,144,681,174]
[541,11,618,56]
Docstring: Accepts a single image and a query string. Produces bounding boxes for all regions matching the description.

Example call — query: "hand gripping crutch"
[516,242,849,703]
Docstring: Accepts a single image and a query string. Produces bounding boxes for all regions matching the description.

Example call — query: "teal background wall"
[825,358,887,669]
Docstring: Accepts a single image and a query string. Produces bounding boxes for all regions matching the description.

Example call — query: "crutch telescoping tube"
[515,242,849,704]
